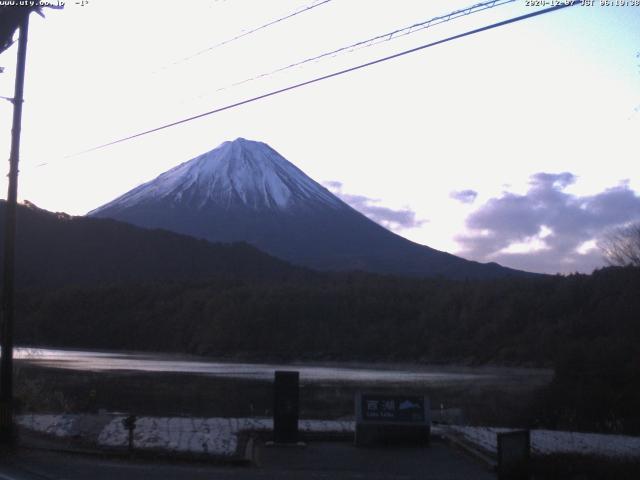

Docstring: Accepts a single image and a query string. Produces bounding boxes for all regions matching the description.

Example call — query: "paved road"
[0,441,495,479]
[255,440,496,479]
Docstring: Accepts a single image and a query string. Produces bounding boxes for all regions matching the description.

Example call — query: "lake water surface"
[15,347,550,386]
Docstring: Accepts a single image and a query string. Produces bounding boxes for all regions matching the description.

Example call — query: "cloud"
[322,180,343,190]
[456,172,640,274]
[450,189,478,204]
[323,180,427,230]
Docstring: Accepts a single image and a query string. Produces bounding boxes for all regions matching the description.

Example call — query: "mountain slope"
[0,201,303,288]
[89,138,529,279]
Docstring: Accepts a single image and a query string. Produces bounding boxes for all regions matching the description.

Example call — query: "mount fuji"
[89,138,526,279]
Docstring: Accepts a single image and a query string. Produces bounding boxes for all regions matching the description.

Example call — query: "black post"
[497,430,531,480]
[128,428,134,453]
[273,371,299,443]
[122,415,137,455]
[0,11,30,443]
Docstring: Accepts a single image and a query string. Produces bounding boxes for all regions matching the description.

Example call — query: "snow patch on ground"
[98,416,354,456]
[448,426,640,459]
[17,414,75,437]
[18,414,354,457]
[20,414,640,460]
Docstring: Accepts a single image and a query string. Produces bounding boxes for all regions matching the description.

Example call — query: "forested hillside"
[16,267,639,366]
[0,201,308,287]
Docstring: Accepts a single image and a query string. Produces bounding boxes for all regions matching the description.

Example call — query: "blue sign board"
[361,394,426,422]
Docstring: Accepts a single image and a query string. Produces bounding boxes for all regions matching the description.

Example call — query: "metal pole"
[0,11,30,443]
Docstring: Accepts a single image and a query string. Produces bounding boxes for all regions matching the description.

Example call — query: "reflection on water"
[14,347,547,384]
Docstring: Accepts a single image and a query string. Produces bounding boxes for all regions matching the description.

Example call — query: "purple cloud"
[323,181,427,230]
[456,172,640,274]
[450,189,478,204]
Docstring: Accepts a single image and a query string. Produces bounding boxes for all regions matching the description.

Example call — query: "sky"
[0,0,638,274]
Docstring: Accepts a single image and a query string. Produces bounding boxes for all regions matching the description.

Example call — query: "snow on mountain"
[89,137,530,279]
[91,138,343,214]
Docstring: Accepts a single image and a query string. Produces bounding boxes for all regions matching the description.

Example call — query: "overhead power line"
[207,0,517,96]
[156,0,333,73]
[59,3,578,161]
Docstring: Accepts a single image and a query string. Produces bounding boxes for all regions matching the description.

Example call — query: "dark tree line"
[15,267,639,366]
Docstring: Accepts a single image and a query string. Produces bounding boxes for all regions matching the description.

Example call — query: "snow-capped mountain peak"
[91,138,343,214]
[89,138,527,279]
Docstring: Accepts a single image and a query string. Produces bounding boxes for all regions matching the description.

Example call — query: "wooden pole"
[0,11,30,443]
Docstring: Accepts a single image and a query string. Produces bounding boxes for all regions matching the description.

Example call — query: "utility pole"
[0,11,30,444]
